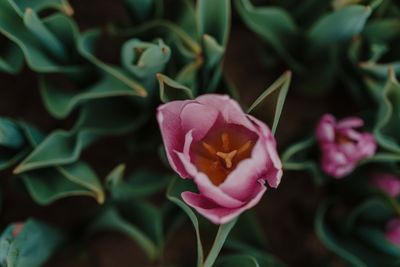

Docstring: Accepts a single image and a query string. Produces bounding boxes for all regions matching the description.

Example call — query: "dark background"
[0,1,348,266]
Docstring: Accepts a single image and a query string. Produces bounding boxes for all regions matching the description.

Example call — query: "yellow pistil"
[202,141,217,155]
[216,150,238,168]
[221,132,230,152]
[237,140,252,155]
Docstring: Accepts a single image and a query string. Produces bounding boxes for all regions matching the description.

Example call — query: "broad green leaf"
[121,38,171,79]
[15,99,147,173]
[202,34,224,70]
[363,19,400,43]
[39,72,146,119]
[124,0,154,22]
[0,118,30,171]
[216,254,259,267]
[374,69,400,154]
[247,71,291,135]
[308,5,371,50]
[0,39,23,74]
[0,219,63,267]
[21,161,105,205]
[197,0,230,46]
[7,0,74,16]
[23,8,67,62]
[106,167,170,200]
[167,177,204,266]
[78,29,147,97]
[203,218,238,267]
[0,2,83,73]
[89,204,163,261]
[0,118,24,149]
[234,0,301,71]
[157,73,193,102]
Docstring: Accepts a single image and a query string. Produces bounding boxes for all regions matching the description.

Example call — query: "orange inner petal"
[191,124,257,186]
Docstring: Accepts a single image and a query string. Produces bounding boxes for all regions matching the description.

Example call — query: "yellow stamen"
[216,150,237,168]
[237,141,252,155]
[221,132,230,151]
[202,141,217,155]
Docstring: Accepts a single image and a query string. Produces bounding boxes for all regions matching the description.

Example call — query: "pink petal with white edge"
[180,102,219,140]
[196,94,257,131]
[157,100,193,178]
[248,115,283,188]
[336,117,364,129]
[182,180,267,224]
[175,151,244,208]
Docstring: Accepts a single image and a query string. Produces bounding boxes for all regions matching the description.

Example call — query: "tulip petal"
[176,151,244,208]
[182,180,266,224]
[196,94,256,131]
[157,100,192,178]
[180,102,219,140]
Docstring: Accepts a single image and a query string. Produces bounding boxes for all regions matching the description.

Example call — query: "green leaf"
[308,5,372,50]
[0,117,24,149]
[21,161,105,205]
[106,167,170,200]
[202,34,224,70]
[39,72,146,119]
[166,177,204,267]
[89,204,163,261]
[157,73,193,102]
[77,29,148,97]
[0,39,24,74]
[124,0,154,22]
[247,71,291,135]
[23,8,67,62]
[0,219,64,267]
[197,0,231,46]
[0,2,83,73]
[216,254,259,267]
[7,0,74,16]
[15,99,147,173]
[363,19,400,43]
[374,69,400,154]
[203,218,238,267]
[234,0,301,71]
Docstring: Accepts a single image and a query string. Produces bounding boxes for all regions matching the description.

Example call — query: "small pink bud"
[385,218,400,246]
[371,173,400,198]
[315,114,376,178]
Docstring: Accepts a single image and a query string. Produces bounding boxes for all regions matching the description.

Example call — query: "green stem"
[202,218,238,267]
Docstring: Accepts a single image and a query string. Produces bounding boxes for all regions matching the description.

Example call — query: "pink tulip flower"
[385,218,400,246]
[371,173,400,198]
[157,94,282,224]
[315,114,376,178]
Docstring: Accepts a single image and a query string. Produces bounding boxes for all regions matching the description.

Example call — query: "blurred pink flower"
[385,218,400,246]
[371,173,400,198]
[315,114,376,178]
[157,94,282,224]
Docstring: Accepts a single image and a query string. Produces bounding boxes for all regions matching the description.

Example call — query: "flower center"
[191,124,257,186]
